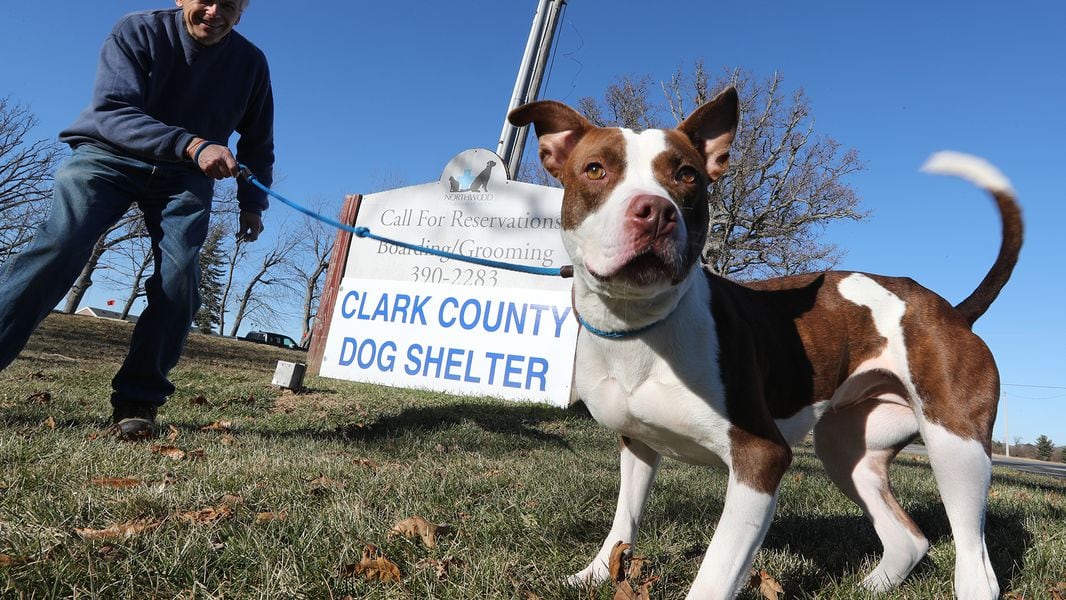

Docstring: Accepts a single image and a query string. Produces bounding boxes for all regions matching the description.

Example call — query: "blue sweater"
[60,9,274,214]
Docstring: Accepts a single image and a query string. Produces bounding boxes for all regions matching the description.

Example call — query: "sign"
[319,149,577,405]
[318,278,577,404]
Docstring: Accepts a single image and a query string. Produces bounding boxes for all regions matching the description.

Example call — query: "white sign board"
[319,149,577,405]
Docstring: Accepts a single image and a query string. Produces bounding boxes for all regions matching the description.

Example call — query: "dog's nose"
[627,194,678,238]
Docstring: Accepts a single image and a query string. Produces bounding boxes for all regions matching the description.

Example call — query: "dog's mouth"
[587,244,685,288]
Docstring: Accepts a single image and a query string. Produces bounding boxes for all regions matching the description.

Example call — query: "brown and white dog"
[508,87,1021,599]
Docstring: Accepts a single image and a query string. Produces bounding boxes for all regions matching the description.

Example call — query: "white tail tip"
[920,151,1014,195]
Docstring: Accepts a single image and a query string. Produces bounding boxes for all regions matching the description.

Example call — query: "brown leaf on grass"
[200,420,234,433]
[96,545,124,562]
[90,477,141,489]
[189,394,209,406]
[337,544,402,582]
[308,476,342,493]
[150,445,186,460]
[220,434,236,445]
[353,458,379,470]
[415,556,465,581]
[165,425,180,441]
[1003,592,1027,600]
[175,505,233,524]
[748,569,785,600]
[389,516,451,548]
[187,448,206,461]
[25,391,51,404]
[0,553,29,567]
[255,510,288,524]
[74,518,161,541]
[1050,581,1066,600]
[41,416,56,429]
[219,494,243,508]
[608,541,631,583]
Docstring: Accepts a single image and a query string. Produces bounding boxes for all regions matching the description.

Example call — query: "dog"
[465,160,496,192]
[508,87,1020,599]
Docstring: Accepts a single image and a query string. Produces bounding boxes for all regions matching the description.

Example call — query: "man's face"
[175,0,244,46]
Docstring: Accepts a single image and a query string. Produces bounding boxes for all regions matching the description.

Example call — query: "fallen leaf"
[255,510,288,524]
[1051,581,1066,600]
[748,569,785,600]
[96,545,124,562]
[25,392,51,404]
[1003,592,1027,600]
[200,420,234,433]
[175,505,232,524]
[609,541,631,583]
[353,458,379,470]
[0,553,29,567]
[389,516,451,548]
[90,477,141,489]
[308,476,342,493]
[189,394,209,406]
[187,448,206,461]
[165,425,180,441]
[150,445,186,460]
[41,416,56,430]
[220,494,244,508]
[74,518,161,541]
[337,544,402,582]
[220,434,236,445]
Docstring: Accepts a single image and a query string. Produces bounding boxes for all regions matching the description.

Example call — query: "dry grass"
[0,314,1063,599]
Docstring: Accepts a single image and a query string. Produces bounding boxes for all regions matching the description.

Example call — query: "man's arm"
[90,23,197,162]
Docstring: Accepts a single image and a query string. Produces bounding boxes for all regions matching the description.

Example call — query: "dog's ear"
[508,100,591,179]
[679,86,739,181]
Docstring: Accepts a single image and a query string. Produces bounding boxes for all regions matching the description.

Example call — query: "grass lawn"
[1,313,1063,599]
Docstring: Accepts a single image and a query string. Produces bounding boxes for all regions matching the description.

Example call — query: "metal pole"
[497,0,566,179]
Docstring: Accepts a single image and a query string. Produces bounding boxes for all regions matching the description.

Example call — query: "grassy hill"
[1,313,1063,598]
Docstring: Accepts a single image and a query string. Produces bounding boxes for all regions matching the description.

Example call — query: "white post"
[497,0,567,178]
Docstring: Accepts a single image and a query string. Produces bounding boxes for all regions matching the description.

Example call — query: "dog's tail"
[921,151,1023,327]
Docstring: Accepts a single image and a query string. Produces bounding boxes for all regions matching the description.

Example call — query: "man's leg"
[110,171,213,426]
[0,147,134,370]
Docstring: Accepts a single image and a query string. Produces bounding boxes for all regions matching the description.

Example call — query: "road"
[902,445,1066,480]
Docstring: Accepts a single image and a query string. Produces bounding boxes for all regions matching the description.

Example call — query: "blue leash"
[238,165,572,279]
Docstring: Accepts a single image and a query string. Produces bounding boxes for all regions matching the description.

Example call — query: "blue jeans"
[0,144,213,410]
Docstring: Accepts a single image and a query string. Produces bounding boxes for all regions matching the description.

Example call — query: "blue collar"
[575,311,666,339]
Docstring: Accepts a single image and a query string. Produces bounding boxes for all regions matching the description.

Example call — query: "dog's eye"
[585,163,607,181]
[676,166,700,184]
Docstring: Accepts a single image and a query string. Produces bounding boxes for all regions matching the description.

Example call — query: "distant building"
[74,306,140,324]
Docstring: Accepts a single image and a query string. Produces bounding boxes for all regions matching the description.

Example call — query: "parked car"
[242,330,305,351]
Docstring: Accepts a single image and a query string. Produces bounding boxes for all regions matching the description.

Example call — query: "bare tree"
[63,209,144,313]
[573,64,867,279]
[99,218,152,319]
[285,206,334,347]
[0,98,64,262]
[227,231,300,336]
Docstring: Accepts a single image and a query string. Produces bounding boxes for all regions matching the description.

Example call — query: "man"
[0,0,274,438]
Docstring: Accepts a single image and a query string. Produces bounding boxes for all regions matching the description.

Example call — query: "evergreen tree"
[195,222,228,333]
[1034,435,1055,462]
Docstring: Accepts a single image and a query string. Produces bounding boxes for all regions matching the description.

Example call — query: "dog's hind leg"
[814,400,928,592]
[919,417,999,599]
[567,436,660,587]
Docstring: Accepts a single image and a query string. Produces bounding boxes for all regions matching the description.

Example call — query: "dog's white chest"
[574,311,733,467]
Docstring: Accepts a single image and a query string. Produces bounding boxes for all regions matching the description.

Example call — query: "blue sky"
[3,1,1063,445]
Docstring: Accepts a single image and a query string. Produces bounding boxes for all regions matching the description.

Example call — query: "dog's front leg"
[567,435,661,586]
[686,441,790,599]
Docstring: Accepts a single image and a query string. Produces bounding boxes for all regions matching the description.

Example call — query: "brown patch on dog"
[728,426,792,495]
[557,128,627,230]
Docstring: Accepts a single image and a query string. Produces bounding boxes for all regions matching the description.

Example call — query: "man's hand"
[189,139,240,180]
[238,212,264,242]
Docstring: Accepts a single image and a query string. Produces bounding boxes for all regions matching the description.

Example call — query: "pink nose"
[626,194,678,238]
